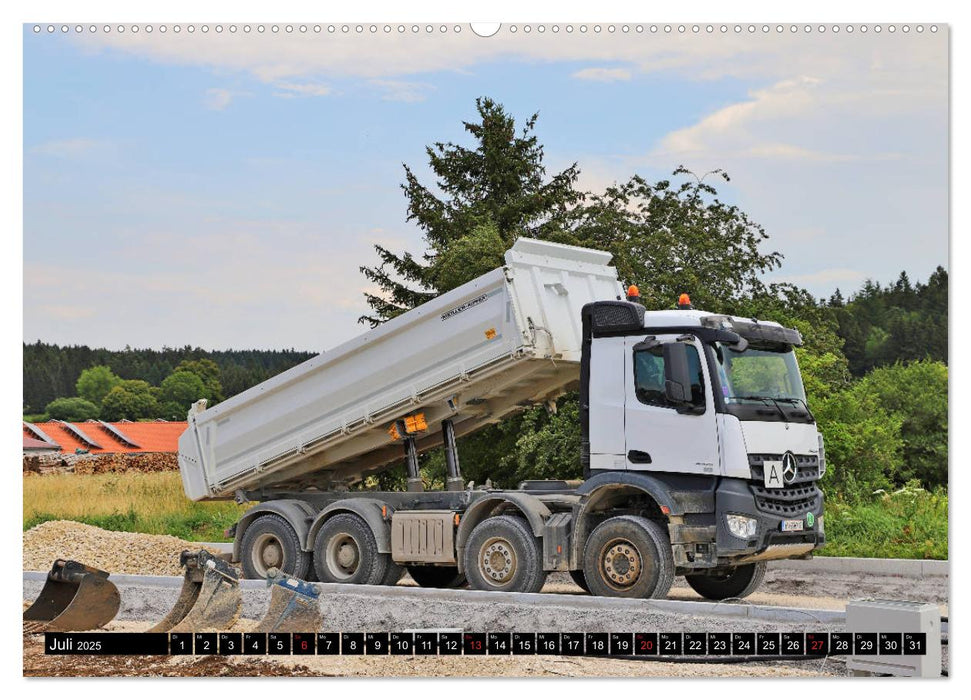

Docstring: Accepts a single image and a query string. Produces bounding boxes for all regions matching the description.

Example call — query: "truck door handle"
[627,450,652,464]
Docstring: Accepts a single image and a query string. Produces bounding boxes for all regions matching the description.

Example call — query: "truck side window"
[633,344,706,410]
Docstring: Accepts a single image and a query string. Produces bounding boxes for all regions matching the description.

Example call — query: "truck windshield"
[713,343,807,406]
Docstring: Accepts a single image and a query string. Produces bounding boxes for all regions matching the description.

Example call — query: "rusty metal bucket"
[24,560,120,633]
[148,550,241,632]
[252,568,322,632]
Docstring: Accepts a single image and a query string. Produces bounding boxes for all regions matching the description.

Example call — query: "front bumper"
[669,477,825,569]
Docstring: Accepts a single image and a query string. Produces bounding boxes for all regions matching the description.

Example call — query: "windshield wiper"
[772,397,816,422]
[733,395,790,422]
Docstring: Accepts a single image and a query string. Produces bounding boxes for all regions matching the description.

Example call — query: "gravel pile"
[23,520,217,576]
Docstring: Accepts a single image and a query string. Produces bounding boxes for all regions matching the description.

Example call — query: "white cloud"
[656,77,839,161]
[30,138,100,157]
[572,67,632,82]
[72,28,944,89]
[650,74,921,166]
[204,88,235,110]
[370,79,434,102]
[273,81,333,97]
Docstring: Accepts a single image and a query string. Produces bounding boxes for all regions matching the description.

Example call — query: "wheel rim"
[479,536,517,585]
[598,537,644,591]
[252,533,286,578]
[325,533,360,580]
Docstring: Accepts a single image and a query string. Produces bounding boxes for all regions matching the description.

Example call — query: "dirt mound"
[23,520,219,576]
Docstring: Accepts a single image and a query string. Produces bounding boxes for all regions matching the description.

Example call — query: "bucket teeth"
[148,550,242,633]
[252,568,322,633]
[23,560,120,633]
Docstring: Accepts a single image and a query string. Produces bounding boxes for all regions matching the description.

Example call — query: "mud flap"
[252,568,322,633]
[24,560,121,633]
[148,550,242,633]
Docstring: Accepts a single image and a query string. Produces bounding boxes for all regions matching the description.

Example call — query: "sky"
[23,23,949,352]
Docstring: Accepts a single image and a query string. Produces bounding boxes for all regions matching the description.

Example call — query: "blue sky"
[23,24,948,351]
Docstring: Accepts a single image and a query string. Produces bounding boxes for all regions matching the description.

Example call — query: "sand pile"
[23,520,219,576]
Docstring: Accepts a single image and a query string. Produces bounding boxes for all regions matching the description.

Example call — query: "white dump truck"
[178,238,825,600]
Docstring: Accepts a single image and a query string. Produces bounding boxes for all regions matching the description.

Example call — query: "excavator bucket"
[148,550,241,633]
[23,560,120,633]
[252,568,323,633]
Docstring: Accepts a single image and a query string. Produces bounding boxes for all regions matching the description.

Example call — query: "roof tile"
[25,421,187,454]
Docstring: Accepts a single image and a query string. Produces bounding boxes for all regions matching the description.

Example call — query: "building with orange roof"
[23,420,187,455]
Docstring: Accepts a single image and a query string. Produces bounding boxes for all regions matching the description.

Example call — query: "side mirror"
[663,342,693,405]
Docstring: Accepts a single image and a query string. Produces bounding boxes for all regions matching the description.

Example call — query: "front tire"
[582,515,674,599]
[313,513,389,585]
[463,515,547,593]
[239,514,313,580]
[685,562,767,600]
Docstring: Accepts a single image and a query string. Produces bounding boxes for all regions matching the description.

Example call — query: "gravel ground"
[21,578,843,632]
[23,521,220,576]
[23,571,949,678]
[537,571,949,616]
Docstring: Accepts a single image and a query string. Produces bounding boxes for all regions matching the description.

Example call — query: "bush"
[815,386,902,501]
[854,361,948,489]
[100,380,159,421]
[44,397,100,422]
[822,482,947,559]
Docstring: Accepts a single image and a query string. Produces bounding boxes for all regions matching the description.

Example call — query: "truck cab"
[577,297,824,597]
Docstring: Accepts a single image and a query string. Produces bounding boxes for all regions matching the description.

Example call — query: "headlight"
[818,433,826,476]
[726,514,758,539]
[817,515,824,534]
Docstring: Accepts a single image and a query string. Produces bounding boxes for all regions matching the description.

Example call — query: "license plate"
[780,519,804,532]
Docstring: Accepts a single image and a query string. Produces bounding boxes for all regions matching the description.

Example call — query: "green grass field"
[23,471,245,542]
[23,471,947,559]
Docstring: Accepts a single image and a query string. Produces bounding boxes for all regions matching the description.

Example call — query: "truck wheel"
[685,562,767,600]
[582,515,674,599]
[239,514,312,580]
[463,515,547,593]
[569,569,591,593]
[408,566,467,589]
[381,562,405,586]
[313,513,389,585]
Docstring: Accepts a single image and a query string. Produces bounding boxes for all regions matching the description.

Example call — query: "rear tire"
[239,514,312,580]
[569,569,591,593]
[582,515,675,599]
[408,566,467,589]
[313,513,389,585]
[463,515,547,593]
[381,562,406,586]
[685,562,767,600]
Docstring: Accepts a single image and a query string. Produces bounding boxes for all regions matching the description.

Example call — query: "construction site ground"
[23,567,948,678]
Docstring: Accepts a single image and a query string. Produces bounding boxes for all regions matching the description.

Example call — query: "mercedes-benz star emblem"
[781,452,798,484]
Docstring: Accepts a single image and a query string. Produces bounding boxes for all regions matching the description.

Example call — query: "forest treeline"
[23,345,314,415]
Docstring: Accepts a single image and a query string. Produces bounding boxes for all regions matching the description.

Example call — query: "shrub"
[44,397,100,422]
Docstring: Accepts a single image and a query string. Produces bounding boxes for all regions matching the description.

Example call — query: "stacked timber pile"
[23,520,220,576]
[23,452,178,476]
